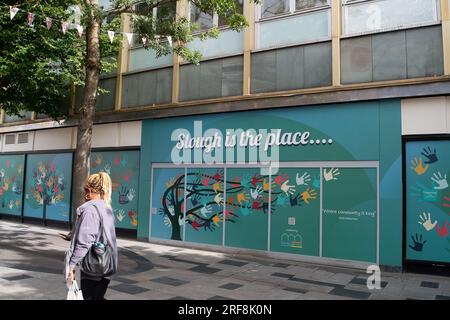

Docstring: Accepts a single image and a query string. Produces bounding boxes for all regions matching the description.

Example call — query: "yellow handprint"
[2,178,9,191]
[301,188,317,204]
[17,164,23,175]
[410,157,429,176]
[212,215,221,226]
[15,200,20,208]
[237,192,249,204]
[263,179,276,191]
[213,182,222,193]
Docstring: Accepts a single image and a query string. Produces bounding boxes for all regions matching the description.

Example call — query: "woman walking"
[64,172,118,300]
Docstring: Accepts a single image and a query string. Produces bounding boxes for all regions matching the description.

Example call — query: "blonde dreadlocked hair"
[85,172,112,208]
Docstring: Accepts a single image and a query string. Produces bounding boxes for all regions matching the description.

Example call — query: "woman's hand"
[67,268,75,284]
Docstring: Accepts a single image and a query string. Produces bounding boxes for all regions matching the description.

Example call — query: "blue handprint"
[421,147,438,164]
[120,154,128,167]
[409,182,438,202]
[312,175,320,189]
[241,174,251,187]
[409,233,426,252]
[239,205,251,217]
[289,193,301,206]
[276,194,290,207]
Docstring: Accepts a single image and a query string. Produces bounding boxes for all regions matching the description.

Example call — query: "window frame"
[257,0,331,21]
[341,0,441,37]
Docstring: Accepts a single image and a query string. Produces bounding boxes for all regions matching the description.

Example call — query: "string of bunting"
[8,6,173,46]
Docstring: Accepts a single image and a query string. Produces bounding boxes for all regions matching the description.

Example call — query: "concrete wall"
[0,121,142,153]
[401,96,450,135]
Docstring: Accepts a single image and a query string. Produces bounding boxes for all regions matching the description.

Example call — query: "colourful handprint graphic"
[421,147,438,164]
[410,157,429,176]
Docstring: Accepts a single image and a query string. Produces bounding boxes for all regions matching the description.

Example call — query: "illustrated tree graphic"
[159,169,318,241]
[30,161,65,218]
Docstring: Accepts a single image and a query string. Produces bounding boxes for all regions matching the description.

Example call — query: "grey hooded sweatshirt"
[64,199,118,281]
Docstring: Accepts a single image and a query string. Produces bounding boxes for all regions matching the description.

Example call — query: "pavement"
[1,220,450,300]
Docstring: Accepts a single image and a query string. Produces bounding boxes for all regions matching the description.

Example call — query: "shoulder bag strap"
[92,204,109,245]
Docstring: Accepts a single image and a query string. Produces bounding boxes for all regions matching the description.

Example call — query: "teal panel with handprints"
[0,155,25,216]
[322,168,377,263]
[270,168,320,257]
[224,168,269,251]
[150,168,185,240]
[406,140,450,263]
[23,153,73,221]
[185,168,224,246]
[91,150,140,230]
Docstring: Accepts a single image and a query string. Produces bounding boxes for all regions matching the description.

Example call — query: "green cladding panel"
[406,140,450,264]
[23,153,73,221]
[0,155,25,216]
[322,168,377,263]
[224,168,269,251]
[270,168,321,257]
[91,150,140,230]
[184,168,224,246]
[150,168,185,241]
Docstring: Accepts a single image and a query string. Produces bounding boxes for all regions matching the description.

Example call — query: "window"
[5,135,15,145]
[342,0,439,36]
[17,133,29,144]
[132,1,176,46]
[261,0,329,19]
[191,0,244,31]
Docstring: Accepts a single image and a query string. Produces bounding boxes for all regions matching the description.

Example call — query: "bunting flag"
[46,17,52,30]
[125,32,133,46]
[10,6,19,20]
[107,30,115,43]
[27,13,35,27]
[61,21,68,34]
[76,24,84,38]
[167,36,172,47]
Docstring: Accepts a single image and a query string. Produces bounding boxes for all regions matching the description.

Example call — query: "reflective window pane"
[261,0,290,18]
[191,4,214,30]
[296,0,328,11]
[341,36,372,84]
[372,31,407,81]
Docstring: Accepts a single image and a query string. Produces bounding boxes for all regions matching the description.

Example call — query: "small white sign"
[288,217,296,226]
[151,207,158,214]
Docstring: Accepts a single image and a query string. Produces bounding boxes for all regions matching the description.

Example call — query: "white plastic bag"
[67,280,84,300]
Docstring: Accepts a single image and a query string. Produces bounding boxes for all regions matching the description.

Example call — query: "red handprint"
[6,160,11,168]
[436,221,449,238]
[252,201,261,210]
[251,174,262,187]
[232,177,241,188]
[124,171,132,182]
[202,176,211,186]
[191,221,201,231]
[443,195,450,208]
[114,154,121,166]
[213,170,223,181]
[273,174,289,186]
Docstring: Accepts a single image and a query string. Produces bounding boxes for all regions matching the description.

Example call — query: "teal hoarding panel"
[138,100,402,265]
[91,150,140,230]
[0,155,25,216]
[225,168,269,251]
[150,168,185,241]
[322,168,377,263]
[24,153,73,221]
[185,168,224,246]
[406,140,450,264]
[270,168,320,257]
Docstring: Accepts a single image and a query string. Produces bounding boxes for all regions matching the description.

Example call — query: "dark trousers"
[80,276,111,300]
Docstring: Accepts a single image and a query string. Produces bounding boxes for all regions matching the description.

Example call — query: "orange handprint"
[410,157,429,176]
[301,188,317,204]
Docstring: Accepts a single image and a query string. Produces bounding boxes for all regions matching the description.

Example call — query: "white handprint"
[103,163,111,175]
[324,168,340,181]
[178,215,185,226]
[127,188,136,201]
[116,209,125,222]
[296,172,311,186]
[431,172,448,190]
[418,212,437,231]
[8,200,14,210]
[214,193,223,205]
[200,204,212,217]
[281,180,295,196]
[163,216,171,226]
[0,169,4,178]
[250,186,263,200]
[167,205,175,216]
[12,182,17,193]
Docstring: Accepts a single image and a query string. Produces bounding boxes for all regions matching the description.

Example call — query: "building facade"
[1,0,450,273]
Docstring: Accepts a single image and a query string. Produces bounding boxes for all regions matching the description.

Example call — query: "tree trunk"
[72,2,101,223]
